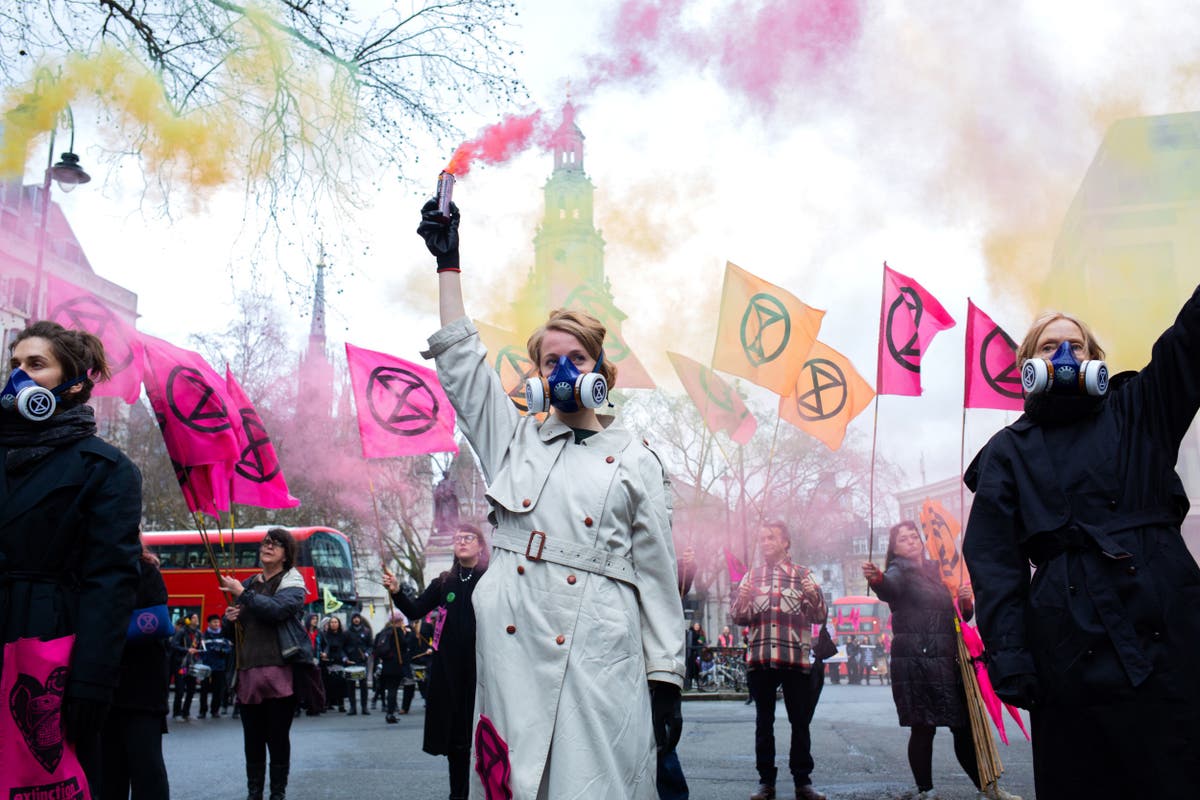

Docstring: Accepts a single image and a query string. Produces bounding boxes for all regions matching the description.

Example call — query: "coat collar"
[536,413,633,450]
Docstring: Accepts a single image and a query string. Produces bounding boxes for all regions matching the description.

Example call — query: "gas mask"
[525,353,609,414]
[1021,341,1109,397]
[0,368,85,422]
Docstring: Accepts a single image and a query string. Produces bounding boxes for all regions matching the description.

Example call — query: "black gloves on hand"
[993,672,1040,710]
[649,680,683,754]
[61,696,109,743]
[416,198,461,273]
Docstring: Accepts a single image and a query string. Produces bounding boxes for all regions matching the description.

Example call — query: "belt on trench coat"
[1026,507,1179,689]
[492,527,638,588]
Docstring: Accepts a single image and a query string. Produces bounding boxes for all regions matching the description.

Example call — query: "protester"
[964,289,1200,799]
[685,621,707,690]
[199,614,232,719]
[0,321,142,795]
[374,612,417,724]
[717,626,735,649]
[863,522,1020,800]
[731,521,828,800]
[100,542,170,800]
[344,614,371,716]
[383,524,487,800]
[219,527,308,800]
[320,616,349,713]
[170,614,201,720]
[416,199,686,798]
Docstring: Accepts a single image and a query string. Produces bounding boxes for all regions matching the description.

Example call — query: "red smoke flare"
[444,110,546,177]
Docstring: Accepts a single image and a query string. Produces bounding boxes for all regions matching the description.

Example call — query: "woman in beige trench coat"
[415,200,687,799]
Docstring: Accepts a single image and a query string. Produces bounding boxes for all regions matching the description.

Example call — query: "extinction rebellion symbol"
[167,366,232,433]
[885,287,924,373]
[367,366,439,436]
[494,346,538,412]
[980,327,1022,400]
[236,408,281,482]
[49,295,136,375]
[740,293,791,366]
[794,358,847,421]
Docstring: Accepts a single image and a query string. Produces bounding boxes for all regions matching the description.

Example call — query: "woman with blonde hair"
[411,200,685,799]
[964,287,1200,798]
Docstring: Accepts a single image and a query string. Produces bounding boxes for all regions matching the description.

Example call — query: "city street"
[162,684,1033,799]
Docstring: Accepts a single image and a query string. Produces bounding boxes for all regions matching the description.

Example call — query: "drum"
[326,664,345,676]
[343,665,367,682]
[189,662,212,681]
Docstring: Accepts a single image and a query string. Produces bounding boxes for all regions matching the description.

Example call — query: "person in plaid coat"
[731,521,828,800]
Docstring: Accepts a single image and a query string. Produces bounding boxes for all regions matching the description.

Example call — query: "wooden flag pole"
[369,477,406,667]
[955,615,1004,791]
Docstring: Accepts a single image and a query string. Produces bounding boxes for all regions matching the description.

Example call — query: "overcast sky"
[34,0,1200,489]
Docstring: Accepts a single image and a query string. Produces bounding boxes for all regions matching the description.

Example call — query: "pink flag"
[141,334,239,491]
[958,615,1030,744]
[226,368,299,509]
[850,606,861,631]
[877,263,956,396]
[345,343,458,458]
[964,300,1023,411]
[723,547,747,584]
[173,460,231,517]
[45,274,144,403]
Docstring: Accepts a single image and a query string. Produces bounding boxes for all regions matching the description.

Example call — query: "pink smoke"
[445,110,547,177]
[440,0,864,175]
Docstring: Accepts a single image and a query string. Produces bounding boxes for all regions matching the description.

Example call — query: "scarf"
[0,404,97,472]
[1022,391,1105,427]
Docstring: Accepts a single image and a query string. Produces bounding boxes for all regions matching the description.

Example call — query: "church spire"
[550,99,584,174]
[309,257,327,346]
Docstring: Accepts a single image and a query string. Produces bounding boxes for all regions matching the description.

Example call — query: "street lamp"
[31,105,90,321]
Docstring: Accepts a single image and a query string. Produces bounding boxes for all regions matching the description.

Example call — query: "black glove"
[416,198,461,273]
[993,672,1040,710]
[61,696,109,743]
[649,680,683,754]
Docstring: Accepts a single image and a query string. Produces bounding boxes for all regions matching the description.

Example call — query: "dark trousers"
[240,696,297,769]
[199,671,227,716]
[172,675,196,717]
[656,749,690,800]
[748,667,819,787]
[346,676,369,712]
[379,675,416,714]
[907,725,979,793]
[99,710,170,800]
[448,748,470,800]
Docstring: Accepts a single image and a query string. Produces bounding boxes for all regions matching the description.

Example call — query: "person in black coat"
[345,612,372,716]
[863,523,1020,800]
[100,544,171,799]
[320,616,350,712]
[374,612,417,723]
[964,286,1200,799]
[0,321,142,795]
[382,523,486,800]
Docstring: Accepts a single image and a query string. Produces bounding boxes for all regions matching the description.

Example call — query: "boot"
[749,785,775,800]
[246,761,266,800]
[978,785,1022,800]
[795,785,827,800]
[268,763,288,800]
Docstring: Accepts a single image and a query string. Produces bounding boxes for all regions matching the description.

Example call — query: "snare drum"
[188,662,212,681]
[344,665,367,682]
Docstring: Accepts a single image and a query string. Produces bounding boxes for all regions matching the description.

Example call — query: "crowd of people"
[2,205,1199,800]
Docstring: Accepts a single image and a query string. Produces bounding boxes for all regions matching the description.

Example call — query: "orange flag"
[919,498,966,595]
[667,352,757,444]
[712,262,824,395]
[475,320,538,412]
[778,341,874,450]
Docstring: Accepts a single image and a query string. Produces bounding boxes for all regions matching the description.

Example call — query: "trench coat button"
[1108,499,1119,510]
[605,456,615,464]
[643,438,649,446]
[556,635,565,645]
[517,565,525,575]
[506,625,516,634]
[1127,565,1138,576]
[1068,584,1077,594]
[1152,631,1162,640]
[1084,649,1095,658]
[584,516,593,527]
[522,498,531,507]
[567,575,577,585]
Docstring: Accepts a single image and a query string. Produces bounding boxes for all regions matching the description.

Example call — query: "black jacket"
[112,560,170,715]
[964,284,1200,706]
[874,558,969,727]
[391,564,484,755]
[0,434,142,703]
[374,625,416,679]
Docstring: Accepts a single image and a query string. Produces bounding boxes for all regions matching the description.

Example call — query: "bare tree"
[1,1,525,215]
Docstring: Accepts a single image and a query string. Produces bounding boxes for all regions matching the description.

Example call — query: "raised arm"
[1129,283,1200,453]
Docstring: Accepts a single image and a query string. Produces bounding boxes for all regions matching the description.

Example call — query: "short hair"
[1015,311,1106,364]
[263,527,298,572]
[761,520,791,550]
[526,308,618,389]
[206,614,221,624]
[11,320,111,406]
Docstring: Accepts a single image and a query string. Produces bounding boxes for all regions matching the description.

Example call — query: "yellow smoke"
[1,4,359,197]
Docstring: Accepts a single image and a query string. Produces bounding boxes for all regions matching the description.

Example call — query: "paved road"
[162,685,1033,799]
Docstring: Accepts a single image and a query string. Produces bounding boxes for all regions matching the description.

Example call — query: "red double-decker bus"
[142,526,358,624]
[826,595,891,682]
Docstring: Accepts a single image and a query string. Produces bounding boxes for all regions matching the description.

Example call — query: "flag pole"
[866,397,880,597]
[369,476,406,668]
[958,405,968,589]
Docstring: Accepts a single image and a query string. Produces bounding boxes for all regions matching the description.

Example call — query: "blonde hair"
[526,308,618,389]
[1016,312,1106,364]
